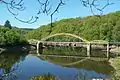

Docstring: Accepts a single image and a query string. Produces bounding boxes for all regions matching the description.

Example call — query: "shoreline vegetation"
[110,57,120,80]
[0,26,27,46]
[0,25,28,53]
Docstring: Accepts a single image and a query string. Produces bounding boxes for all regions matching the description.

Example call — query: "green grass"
[110,57,120,80]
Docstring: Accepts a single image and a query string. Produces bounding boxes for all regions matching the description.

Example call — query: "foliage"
[110,57,120,80]
[26,11,120,42]
[0,26,27,46]
[31,73,58,80]
[4,20,12,29]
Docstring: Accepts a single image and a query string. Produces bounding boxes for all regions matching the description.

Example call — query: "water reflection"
[38,55,114,76]
[0,51,28,80]
[43,47,116,58]
[0,47,115,80]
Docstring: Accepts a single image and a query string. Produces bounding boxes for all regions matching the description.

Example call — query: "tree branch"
[14,16,39,24]
[50,0,65,27]
[0,0,114,24]
[80,0,114,15]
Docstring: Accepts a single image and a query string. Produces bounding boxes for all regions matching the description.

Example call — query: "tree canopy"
[0,25,27,46]
[4,20,12,29]
[26,11,120,42]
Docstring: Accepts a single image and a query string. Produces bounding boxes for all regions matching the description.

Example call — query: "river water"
[0,47,115,80]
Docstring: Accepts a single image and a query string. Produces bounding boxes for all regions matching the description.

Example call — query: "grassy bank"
[109,57,120,80]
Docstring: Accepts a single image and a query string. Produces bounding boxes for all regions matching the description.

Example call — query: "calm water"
[0,47,115,80]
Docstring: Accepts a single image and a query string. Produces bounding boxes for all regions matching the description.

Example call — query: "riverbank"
[0,45,36,54]
[109,57,120,80]
[0,48,6,53]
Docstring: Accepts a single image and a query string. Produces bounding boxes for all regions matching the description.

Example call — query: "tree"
[4,20,12,29]
[0,26,27,46]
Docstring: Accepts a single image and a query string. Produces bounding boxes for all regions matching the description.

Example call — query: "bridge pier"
[87,43,91,57]
[37,41,43,55]
[107,43,109,58]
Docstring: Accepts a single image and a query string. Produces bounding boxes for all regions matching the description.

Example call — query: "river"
[0,47,115,80]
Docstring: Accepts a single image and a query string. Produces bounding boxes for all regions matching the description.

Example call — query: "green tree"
[0,26,27,46]
[4,20,12,29]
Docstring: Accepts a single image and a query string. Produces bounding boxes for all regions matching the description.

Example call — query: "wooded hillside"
[26,11,120,42]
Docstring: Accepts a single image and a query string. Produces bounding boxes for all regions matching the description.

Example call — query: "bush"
[0,26,27,46]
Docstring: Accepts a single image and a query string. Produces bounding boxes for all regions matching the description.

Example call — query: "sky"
[0,0,120,29]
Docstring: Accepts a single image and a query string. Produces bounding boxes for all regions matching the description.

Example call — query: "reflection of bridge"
[39,55,107,66]
[30,54,114,80]
[41,56,89,66]
[28,33,120,58]
[35,54,114,75]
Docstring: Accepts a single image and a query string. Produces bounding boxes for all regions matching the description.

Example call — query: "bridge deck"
[29,41,120,45]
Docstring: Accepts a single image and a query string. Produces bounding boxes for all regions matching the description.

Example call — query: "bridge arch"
[40,33,88,42]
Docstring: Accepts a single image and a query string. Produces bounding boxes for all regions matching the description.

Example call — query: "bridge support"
[87,43,91,57]
[107,43,109,58]
[37,42,43,55]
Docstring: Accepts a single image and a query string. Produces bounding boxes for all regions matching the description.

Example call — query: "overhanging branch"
[0,0,114,24]
[80,0,114,15]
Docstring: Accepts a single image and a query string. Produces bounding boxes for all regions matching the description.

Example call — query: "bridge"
[28,33,120,58]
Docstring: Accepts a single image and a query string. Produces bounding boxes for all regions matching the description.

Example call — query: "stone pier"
[107,43,109,58]
[37,41,43,55]
[87,43,91,57]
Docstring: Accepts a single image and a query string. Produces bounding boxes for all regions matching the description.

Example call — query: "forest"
[26,11,120,42]
[0,25,27,46]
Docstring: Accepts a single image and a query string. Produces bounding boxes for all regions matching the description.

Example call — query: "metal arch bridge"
[40,33,89,42]
[28,33,118,58]
[40,33,110,44]
[29,32,109,44]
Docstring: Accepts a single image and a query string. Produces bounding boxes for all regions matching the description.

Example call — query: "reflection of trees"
[31,73,60,80]
[44,47,87,56]
[43,47,113,57]
[0,63,20,80]
[0,51,28,80]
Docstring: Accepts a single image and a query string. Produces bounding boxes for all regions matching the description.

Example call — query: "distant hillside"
[26,11,120,42]
[20,28,34,32]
